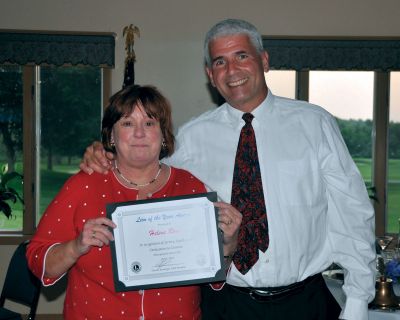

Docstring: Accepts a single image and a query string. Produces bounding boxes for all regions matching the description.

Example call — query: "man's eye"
[238,54,248,60]
[213,59,225,67]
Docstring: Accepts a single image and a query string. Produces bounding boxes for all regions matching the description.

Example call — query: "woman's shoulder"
[170,166,197,179]
[60,170,112,192]
[169,166,205,188]
[48,171,114,206]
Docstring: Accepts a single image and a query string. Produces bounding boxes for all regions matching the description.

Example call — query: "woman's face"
[112,103,162,168]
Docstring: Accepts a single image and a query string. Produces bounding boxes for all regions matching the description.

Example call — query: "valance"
[0,31,115,67]
[263,38,400,71]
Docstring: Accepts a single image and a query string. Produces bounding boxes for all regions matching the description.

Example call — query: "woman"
[27,85,241,319]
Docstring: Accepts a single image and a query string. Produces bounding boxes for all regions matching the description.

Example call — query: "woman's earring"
[159,139,168,159]
[110,140,115,148]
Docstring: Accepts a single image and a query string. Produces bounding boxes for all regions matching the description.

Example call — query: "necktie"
[231,113,269,274]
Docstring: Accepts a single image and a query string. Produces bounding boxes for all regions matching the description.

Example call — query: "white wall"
[1,0,399,315]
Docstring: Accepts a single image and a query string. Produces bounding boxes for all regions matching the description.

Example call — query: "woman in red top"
[27,84,241,319]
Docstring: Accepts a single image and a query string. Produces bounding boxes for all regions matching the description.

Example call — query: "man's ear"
[205,66,216,87]
[261,51,270,73]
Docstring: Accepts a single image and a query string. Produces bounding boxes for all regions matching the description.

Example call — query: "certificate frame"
[107,192,225,291]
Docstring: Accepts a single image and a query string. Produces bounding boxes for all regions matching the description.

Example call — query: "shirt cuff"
[41,242,66,287]
[209,282,226,291]
[209,262,233,291]
[339,297,368,320]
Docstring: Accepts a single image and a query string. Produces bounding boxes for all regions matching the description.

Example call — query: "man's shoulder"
[273,94,333,120]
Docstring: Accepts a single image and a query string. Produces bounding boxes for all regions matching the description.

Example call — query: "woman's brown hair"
[101,84,174,159]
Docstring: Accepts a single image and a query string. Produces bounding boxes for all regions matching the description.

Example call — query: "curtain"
[263,38,400,71]
[0,31,115,67]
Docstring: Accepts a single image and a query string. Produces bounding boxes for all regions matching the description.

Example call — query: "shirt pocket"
[277,159,324,207]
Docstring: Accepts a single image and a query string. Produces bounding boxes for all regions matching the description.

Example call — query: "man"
[81,19,375,319]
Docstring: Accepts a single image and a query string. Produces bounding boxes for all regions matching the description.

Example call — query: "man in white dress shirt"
[81,19,376,320]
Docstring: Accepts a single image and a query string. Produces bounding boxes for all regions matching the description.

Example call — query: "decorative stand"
[122,24,140,88]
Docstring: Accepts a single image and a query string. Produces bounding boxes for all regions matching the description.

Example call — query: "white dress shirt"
[166,89,376,319]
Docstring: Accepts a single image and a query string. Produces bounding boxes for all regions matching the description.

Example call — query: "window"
[37,66,103,222]
[264,70,296,98]
[388,72,400,233]
[0,31,114,240]
[0,65,23,231]
[263,37,400,236]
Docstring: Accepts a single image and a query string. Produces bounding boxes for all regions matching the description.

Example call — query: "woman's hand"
[214,202,242,258]
[74,217,117,255]
[79,141,114,175]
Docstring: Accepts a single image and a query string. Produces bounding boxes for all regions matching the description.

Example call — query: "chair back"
[0,241,41,320]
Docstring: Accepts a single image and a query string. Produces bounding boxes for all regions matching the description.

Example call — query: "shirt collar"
[224,88,275,127]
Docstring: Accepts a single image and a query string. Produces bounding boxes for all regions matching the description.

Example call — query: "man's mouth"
[228,78,248,87]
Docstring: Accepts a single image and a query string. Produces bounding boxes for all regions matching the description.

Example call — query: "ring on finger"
[91,231,96,239]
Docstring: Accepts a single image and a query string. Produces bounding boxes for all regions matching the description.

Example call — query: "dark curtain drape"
[263,38,400,71]
[0,31,115,67]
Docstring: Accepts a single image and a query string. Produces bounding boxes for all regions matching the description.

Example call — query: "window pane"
[309,71,374,187]
[0,65,24,231]
[265,70,296,99]
[38,66,102,221]
[388,72,400,233]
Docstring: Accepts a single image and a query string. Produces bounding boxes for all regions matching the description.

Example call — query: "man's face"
[206,34,269,112]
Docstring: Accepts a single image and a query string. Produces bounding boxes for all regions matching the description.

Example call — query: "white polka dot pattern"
[26,168,205,319]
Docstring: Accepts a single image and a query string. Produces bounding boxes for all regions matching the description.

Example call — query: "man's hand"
[79,141,114,175]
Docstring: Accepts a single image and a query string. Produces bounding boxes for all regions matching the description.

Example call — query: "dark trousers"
[201,274,341,320]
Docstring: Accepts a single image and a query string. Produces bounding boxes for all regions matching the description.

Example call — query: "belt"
[228,273,321,302]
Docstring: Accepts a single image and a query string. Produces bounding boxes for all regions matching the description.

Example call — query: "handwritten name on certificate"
[107,192,225,291]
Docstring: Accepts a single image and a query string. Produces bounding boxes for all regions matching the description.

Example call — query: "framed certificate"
[107,192,225,291]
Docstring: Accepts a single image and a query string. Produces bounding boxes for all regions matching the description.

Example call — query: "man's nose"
[226,60,239,75]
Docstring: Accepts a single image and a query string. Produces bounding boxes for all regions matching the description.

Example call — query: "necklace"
[114,161,162,188]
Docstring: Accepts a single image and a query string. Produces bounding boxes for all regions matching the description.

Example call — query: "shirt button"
[265,259,269,263]
[138,290,144,295]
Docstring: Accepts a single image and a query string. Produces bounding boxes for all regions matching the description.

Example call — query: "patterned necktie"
[231,113,269,274]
